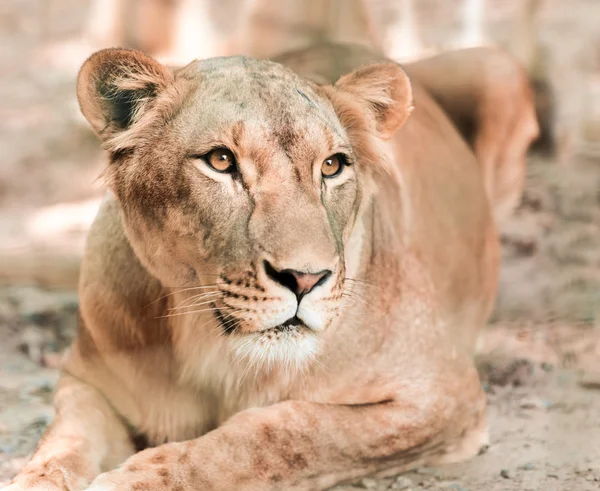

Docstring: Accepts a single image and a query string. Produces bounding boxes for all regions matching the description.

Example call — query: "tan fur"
[4,43,537,491]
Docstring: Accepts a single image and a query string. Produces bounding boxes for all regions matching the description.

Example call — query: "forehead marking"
[231,120,245,147]
[296,89,318,110]
[293,88,351,155]
[274,112,298,161]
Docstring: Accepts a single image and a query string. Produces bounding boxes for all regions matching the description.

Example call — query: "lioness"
[5,43,537,490]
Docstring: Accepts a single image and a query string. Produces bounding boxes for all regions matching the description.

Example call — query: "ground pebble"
[389,476,413,489]
[444,484,469,491]
[500,469,511,479]
[519,397,552,410]
[359,478,378,489]
[579,372,600,390]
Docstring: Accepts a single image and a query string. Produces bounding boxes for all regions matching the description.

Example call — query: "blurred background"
[0,1,599,489]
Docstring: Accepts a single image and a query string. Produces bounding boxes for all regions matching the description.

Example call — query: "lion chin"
[227,322,319,373]
[211,294,329,372]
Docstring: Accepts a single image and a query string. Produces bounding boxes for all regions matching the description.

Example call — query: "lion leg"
[405,47,539,223]
[5,374,134,491]
[86,367,486,491]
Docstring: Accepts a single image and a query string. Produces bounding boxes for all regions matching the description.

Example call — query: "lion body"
[6,43,537,491]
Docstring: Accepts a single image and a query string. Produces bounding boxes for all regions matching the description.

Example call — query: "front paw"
[86,446,185,491]
[3,474,74,491]
[86,471,153,491]
[0,484,61,491]
[2,485,53,491]
[87,467,175,491]
[4,454,97,491]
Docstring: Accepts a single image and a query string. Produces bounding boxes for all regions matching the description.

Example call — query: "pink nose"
[263,261,332,300]
[290,271,329,296]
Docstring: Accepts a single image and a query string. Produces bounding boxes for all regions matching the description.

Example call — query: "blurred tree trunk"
[85,0,222,62]
[230,0,381,58]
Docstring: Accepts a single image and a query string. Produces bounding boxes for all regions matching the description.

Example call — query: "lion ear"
[335,62,413,139]
[77,48,174,140]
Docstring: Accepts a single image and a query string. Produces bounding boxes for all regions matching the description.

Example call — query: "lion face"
[77,49,412,366]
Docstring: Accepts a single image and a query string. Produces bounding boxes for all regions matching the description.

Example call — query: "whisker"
[198,309,240,331]
[312,347,333,375]
[342,287,370,302]
[216,314,242,333]
[344,277,377,285]
[341,291,373,310]
[232,337,255,367]
[169,292,222,311]
[308,352,327,374]
[343,284,376,300]
[344,277,381,291]
[168,296,222,312]
[192,311,244,345]
[239,344,263,386]
[343,282,377,296]
[156,307,224,319]
[343,285,374,299]
[145,283,224,308]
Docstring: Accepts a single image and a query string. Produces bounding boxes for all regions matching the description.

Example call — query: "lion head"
[77,48,412,367]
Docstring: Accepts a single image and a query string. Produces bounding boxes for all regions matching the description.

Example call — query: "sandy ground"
[1,0,600,489]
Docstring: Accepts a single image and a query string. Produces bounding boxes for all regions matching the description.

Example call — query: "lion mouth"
[257,316,311,336]
[213,304,308,335]
[279,316,304,329]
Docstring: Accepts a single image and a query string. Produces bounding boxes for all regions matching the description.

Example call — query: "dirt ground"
[1,0,599,490]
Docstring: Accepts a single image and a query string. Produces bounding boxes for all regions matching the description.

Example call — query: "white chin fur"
[229,328,319,373]
[296,303,326,331]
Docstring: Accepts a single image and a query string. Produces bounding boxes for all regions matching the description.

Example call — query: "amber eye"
[321,154,346,178]
[204,148,237,173]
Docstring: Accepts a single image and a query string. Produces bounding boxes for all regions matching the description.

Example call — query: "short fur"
[5,43,537,491]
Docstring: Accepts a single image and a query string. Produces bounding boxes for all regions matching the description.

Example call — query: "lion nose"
[263,261,332,301]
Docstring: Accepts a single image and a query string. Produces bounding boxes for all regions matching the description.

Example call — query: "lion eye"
[321,154,346,178]
[205,148,237,173]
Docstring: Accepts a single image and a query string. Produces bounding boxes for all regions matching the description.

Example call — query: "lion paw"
[2,479,67,491]
[86,446,184,491]
[4,464,91,491]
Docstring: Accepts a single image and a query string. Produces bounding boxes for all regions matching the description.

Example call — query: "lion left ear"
[334,62,414,139]
[77,48,174,140]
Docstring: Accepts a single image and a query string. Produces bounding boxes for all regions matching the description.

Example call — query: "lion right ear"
[77,48,174,140]
[334,62,414,140]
